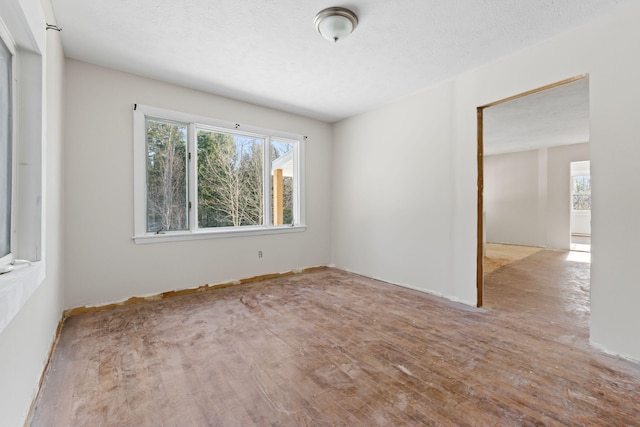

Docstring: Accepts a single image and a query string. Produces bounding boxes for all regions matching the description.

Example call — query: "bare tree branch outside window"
[197,130,263,228]
[145,120,188,232]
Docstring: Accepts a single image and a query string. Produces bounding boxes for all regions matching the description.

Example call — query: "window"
[271,140,295,226]
[0,5,47,334]
[196,128,264,228]
[0,29,14,268]
[572,175,591,211]
[145,119,188,232]
[134,106,305,243]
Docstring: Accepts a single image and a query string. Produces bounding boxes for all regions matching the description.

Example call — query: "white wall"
[332,2,640,360]
[0,1,65,426]
[64,60,332,308]
[484,143,589,249]
[571,212,591,236]
[484,149,544,247]
[332,81,455,300]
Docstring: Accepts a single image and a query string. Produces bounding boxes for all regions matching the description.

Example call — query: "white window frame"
[0,19,16,269]
[133,105,306,244]
[0,1,47,335]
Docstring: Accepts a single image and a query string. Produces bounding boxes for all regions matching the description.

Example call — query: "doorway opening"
[477,75,590,308]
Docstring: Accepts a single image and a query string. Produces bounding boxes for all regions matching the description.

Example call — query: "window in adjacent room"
[133,105,305,243]
[572,175,591,211]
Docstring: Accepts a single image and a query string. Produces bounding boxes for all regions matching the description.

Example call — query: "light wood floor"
[31,260,640,426]
[484,243,543,274]
[484,248,590,334]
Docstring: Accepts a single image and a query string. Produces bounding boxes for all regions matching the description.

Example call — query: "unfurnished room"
[1,1,640,426]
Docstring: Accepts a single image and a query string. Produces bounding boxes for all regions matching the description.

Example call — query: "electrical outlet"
[258,250,263,259]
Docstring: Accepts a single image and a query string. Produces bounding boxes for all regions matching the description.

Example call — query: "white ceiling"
[50,0,631,123]
[484,77,590,155]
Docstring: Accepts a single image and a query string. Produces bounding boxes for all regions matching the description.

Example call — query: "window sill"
[0,260,45,334]
[133,224,307,244]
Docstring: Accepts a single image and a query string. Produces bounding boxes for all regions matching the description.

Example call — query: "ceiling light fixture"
[314,7,358,43]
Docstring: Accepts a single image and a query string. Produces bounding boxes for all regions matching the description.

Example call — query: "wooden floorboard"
[30,257,640,426]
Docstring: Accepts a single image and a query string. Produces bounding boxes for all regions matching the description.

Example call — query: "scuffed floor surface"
[31,267,639,426]
[484,243,543,274]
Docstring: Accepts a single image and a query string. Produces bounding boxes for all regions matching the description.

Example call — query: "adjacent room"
[481,77,591,323]
[1,0,640,425]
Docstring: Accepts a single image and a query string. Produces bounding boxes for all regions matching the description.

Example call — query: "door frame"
[476,74,588,307]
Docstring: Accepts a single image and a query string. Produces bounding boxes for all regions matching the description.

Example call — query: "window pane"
[197,129,264,228]
[572,175,591,211]
[0,37,12,258]
[145,119,188,232]
[573,195,591,211]
[271,140,294,226]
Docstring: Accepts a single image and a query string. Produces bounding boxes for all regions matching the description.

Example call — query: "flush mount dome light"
[314,7,358,43]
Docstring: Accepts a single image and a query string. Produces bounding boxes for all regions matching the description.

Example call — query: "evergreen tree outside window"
[145,119,188,232]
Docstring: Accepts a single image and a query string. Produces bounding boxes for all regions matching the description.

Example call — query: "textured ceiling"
[50,0,631,123]
[484,78,590,155]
